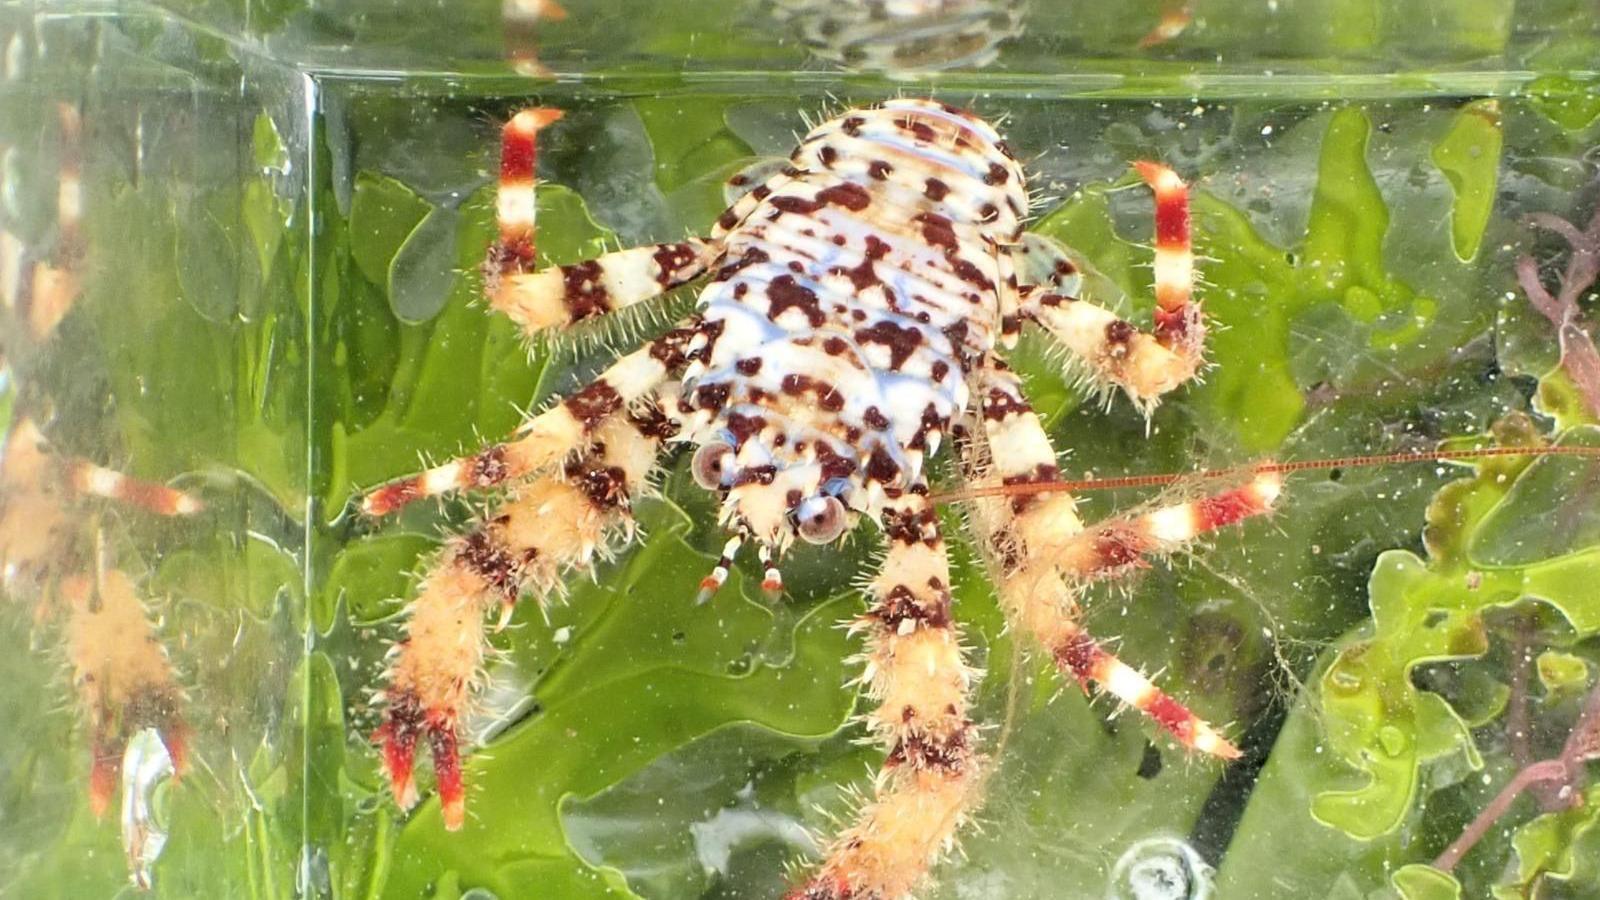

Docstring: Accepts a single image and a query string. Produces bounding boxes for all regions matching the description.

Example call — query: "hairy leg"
[790,492,981,900]
[965,359,1273,757]
[1,418,202,588]
[488,239,718,338]
[362,320,699,515]
[61,567,190,816]
[375,404,677,828]
[1019,162,1204,410]
[482,108,719,337]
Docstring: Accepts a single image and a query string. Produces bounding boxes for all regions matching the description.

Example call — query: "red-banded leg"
[1,419,203,588]
[1018,162,1204,411]
[965,360,1274,758]
[482,108,720,338]
[65,458,204,516]
[375,402,678,829]
[788,492,981,900]
[362,321,700,516]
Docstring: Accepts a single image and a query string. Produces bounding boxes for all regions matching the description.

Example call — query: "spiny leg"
[61,567,189,816]
[483,108,720,338]
[790,493,980,900]
[488,238,719,338]
[964,359,1269,757]
[65,458,204,516]
[375,404,677,829]
[1037,472,1280,756]
[1018,162,1204,409]
[363,321,699,515]
[2,418,203,591]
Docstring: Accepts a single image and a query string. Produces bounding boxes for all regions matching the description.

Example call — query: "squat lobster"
[363,98,1279,899]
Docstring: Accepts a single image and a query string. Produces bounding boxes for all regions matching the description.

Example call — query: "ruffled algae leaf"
[1430,99,1504,262]
[1309,549,1489,838]
[1490,784,1600,899]
[1393,863,1464,900]
[1312,418,1600,840]
[1219,421,1600,896]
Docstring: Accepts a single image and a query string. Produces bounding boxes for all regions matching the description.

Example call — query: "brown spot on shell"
[815,182,871,212]
[714,247,769,282]
[766,275,826,327]
[893,116,937,143]
[770,195,823,216]
[913,212,959,253]
[854,319,924,370]
[694,382,731,413]
[865,446,900,486]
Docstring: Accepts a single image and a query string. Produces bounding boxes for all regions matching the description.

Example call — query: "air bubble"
[1109,836,1213,900]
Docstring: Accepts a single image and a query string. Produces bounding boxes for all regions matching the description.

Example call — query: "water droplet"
[1377,725,1410,757]
[461,889,501,900]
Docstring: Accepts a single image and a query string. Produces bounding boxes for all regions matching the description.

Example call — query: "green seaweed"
[1432,100,1505,261]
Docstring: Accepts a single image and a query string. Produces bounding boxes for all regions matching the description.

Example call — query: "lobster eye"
[796,496,848,545]
[691,442,733,489]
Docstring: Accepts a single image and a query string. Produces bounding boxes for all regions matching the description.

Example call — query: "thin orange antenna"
[933,444,1600,505]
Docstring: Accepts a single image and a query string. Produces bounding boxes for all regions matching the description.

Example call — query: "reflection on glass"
[770,0,1027,73]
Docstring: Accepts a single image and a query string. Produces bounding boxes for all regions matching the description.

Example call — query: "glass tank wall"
[1,1,1598,898]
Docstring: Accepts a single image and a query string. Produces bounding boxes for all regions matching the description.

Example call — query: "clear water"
[3,2,1599,898]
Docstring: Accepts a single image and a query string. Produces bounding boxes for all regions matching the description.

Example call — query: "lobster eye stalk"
[691,441,734,489]
[795,495,848,544]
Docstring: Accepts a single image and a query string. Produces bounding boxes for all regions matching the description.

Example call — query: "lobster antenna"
[933,443,1600,505]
